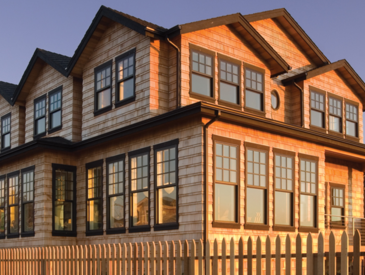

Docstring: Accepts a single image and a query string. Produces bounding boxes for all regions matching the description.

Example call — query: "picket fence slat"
[341,231,348,275]
[238,237,243,275]
[230,238,234,275]
[205,240,210,275]
[318,232,324,275]
[265,236,271,275]
[285,235,291,275]
[222,238,226,275]
[257,237,262,275]
[213,239,218,275]
[354,230,361,275]
[296,234,302,275]
[329,231,335,275]
[307,233,313,274]
[190,239,196,275]
[176,241,182,275]
[275,235,281,275]
[199,239,203,275]
[247,237,252,275]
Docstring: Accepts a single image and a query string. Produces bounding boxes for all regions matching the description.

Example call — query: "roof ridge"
[38,48,71,59]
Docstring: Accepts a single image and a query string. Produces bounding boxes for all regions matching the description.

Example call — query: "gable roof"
[244,8,330,66]
[0,81,17,104]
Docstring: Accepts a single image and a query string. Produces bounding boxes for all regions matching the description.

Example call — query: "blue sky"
[1,0,364,139]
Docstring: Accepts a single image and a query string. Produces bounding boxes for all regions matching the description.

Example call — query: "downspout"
[166,37,181,109]
[203,110,221,258]
[293,82,305,127]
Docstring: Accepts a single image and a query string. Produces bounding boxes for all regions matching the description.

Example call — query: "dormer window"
[116,49,135,107]
[34,95,46,138]
[1,113,11,150]
[94,60,112,115]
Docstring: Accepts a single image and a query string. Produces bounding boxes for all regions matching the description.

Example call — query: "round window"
[271,90,279,110]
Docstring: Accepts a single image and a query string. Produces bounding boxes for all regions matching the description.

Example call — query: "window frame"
[272,149,295,232]
[52,164,77,237]
[7,170,19,238]
[1,113,11,151]
[106,154,126,234]
[94,60,113,116]
[85,159,104,236]
[329,183,345,229]
[309,87,326,132]
[21,166,35,237]
[244,63,266,116]
[128,147,151,233]
[34,94,47,139]
[0,175,6,239]
[115,48,136,108]
[153,139,179,231]
[212,136,240,229]
[298,154,319,233]
[327,92,344,137]
[48,86,63,134]
[244,142,269,230]
[189,44,215,103]
[345,99,359,140]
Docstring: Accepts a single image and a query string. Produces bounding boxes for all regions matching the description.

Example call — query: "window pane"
[36,117,46,135]
[158,187,176,224]
[0,208,4,235]
[119,78,134,101]
[9,206,19,234]
[97,88,111,110]
[275,192,291,225]
[54,201,73,231]
[3,133,10,148]
[132,191,148,226]
[87,199,102,230]
[220,82,238,104]
[51,110,61,129]
[300,195,314,227]
[247,188,264,224]
[271,92,278,109]
[346,121,357,137]
[215,184,235,222]
[311,110,324,128]
[329,116,340,132]
[109,195,124,228]
[331,207,343,223]
[192,73,212,97]
[23,203,34,232]
[245,90,262,111]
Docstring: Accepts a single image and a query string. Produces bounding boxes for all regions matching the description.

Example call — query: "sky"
[1,0,365,139]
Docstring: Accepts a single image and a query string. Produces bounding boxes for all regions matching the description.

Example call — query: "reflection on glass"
[311,110,324,128]
[55,201,73,231]
[0,209,4,234]
[98,88,111,109]
[192,74,211,97]
[119,78,134,100]
[158,187,176,224]
[87,199,102,230]
[220,82,238,104]
[247,188,264,224]
[110,196,124,228]
[300,195,314,227]
[271,92,278,109]
[245,90,262,111]
[275,192,291,225]
[215,184,235,222]
[132,191,148,226]
[331,207,343,223]
[346,121,356,137]
[9,206,18,234]
[23,203,34,232]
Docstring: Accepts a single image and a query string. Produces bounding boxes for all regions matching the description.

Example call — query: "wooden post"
[128,243,132,275]
[247,237,253,275]
[157,241,162,275]
[139,242,144,275]
[275,236,281,275]
[329,231,335,275]
[307,233,313,275]
[266,236,271,275]
[145,242,150,275]
[190,240,196,275]
[317,232,324,275]
[213,239,218,275]
[163,241,168,275]
[176,241,182,275]
[184,240,189,275]
[170,241,176,275]
[238,237,243,275]
[285,235,291,275]
[257,237,262,275]
[133,243,137,275]
[222,238,226,275]
[296,234,302,275]
[353,230,361,275]
[150,242,156,275]
[230,238,234,275]
[341,231,348,275]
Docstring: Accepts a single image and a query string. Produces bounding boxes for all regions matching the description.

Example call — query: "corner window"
[48,87,62,132]
[345,103,358,137]
[0,176,5,237]
[86,160,103,235]
[8,171,19,238]
[245,68,264,111]
[94,61,112,114]
[106,155,125,234]
[329,97,342,133]
[116,49,135,106]
[154,140,179,230]
[34,95,46,137]
[1,113,10,150]
[129,148,150,232]
[219,60,239,105]
[310,91,325,128]
[52,164,76,237]
[330,185,344,226]
[21,167,34,236]
[191,50,213,98]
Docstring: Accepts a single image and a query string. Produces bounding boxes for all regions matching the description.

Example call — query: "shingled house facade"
[0,6,364,248]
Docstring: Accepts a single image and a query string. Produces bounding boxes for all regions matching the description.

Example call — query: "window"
[21,167,34,236]
[7,171,19,238]
[245,67,264,112]
[271,90,279,110]
[116,49,135,106]
[1,113,10,150]
[219,60,239,105]
[48,87,62,133]
[330,185,345,226]
[106,155,125,234]
[274,151,294,229]
[191,49,213,98]
[34,95,46,137]
[52,164,76,237]
[86,160,103,235]
[213,137,239,228]
[299,157,317,229]
[0,176,5,238]
[129,147,150,232]
[328,97,342,133]
[94,61,112,114]
[154,139,179,230]
[310,90,325,128]
[245,144,268,229]
[346,102,358,137]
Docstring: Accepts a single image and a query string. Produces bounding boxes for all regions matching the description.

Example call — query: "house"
[0,6,364,249]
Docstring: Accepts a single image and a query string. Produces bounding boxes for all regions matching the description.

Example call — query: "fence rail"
[0,230,363,274]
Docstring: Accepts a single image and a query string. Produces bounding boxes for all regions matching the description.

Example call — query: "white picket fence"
[0,230,363,274]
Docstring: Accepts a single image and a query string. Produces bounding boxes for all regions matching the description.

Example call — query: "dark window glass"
[346,103,358,137]
[95,63,111,111]
[329,97,342,132]
[245,68,263,111]
[331,187,344,224]
[22,170,34,233]
[310,91,325,128]
[8,174,19,235]
[34,96,46,136]
[219,60,239,104]
[191,51,213,97]
[300,159,317,227]
[117,52,135,102]
[1,114,10,149]
[49,89,62,130]
[0,177,5,235]
[87,166,103,232]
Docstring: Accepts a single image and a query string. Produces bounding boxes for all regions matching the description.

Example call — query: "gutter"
[293,82,305,128]
[166,29,181,109]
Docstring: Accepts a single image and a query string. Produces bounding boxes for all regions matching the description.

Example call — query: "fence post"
[150,242,156,275]
[296,234,302,275]
[145,242,150,275]
[184,240,189,275]
[141,242,145,275]
[354,230,361,275]
[199,239,203,275]
[205,240,210,275]
[341,231,348,275]
[257,237,262,275]
[176,241,182,275]
[222,238,226,275]
[247,237,252,275]
[163,241,168,275]
[285,235,291,275]
[213,239,218,275]
[317,232,324,275]
[266,236,271,275]
[329,231,336,275]
[238,237,243,275]
[307,233,313,274]
[230,238,234,275]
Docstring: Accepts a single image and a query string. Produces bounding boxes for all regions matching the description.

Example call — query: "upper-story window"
[191,50,213,98]
[345,102,358,137]
[329,97,342,133]
[116,49,135,107]
[219,60,239,105]
[310,90,325,128]
[94,61,112,115]
[1,113,11,150]
[48,87,62,133]
[34,95,46,138]
[245,67,264,112]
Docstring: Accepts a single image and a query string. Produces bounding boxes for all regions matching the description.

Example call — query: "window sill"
[48,125,62,135]
[298,227,319,233]
[273,226,295,232]
[345,135,360,142]
[154,223,179,231]
[189,92,215,103]
[244,107,265,117]
[218,100,241,110]
[85,230,104,236]
[212,222,240,229]
[244,224,269,231]
[106,228,126,235]
[94,105,112,116]
[21,231,35,238]
[34,132,46,140]
[7,233,19,239]
[1,147,10,153]
[52,231,77,237]
[128,226,150,233]
[115,96,135,108]
[309,125,326,133]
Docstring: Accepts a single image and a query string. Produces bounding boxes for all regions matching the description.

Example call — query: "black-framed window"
[310,91,325,128]
[116,49,135,107]
[299,158,317,228]
[21,167,34,236]
[0,176,5,238]
[129,147,150,232]
[106,155,125,234]
[274,154,294,227]
[1,113,11,150]
[48,87,62,133]
[7,171,19,238]
[245,68,264,111]
[191,50,213,97]
[94,61,112,114]
[330,185,344,225]
[329,97,342,132]
[86,160,103,235]
[154,140,179,230]
[219,60,239,104]
[52,164,77,237]
[346,103,358,137]
[34,95,46,137]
